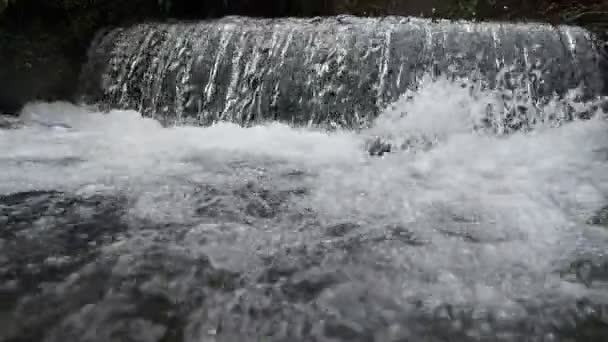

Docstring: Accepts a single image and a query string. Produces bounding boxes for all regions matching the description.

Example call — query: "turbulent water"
[2,76,608,341]
[2,15,608,342]
[81,16,606,127]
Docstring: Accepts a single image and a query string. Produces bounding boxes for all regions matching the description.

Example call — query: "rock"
[588,206,608,227]
[367,137,392,156]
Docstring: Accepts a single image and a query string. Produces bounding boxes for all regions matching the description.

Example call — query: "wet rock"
[367,137,392,156]
[588,206,608,226]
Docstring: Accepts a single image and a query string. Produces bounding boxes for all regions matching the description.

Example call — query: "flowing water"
[81,16,605,127]
[2,16,608,342]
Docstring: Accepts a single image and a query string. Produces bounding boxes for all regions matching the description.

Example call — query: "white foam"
[0,101,363,193]
[1,77,607,311]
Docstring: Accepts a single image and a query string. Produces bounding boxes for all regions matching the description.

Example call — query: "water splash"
[2,74,608,340]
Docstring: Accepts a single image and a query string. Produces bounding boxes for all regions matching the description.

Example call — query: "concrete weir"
[81,16,606,127]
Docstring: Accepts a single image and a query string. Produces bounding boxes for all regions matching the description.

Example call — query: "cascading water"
[1,16,608,342]
[81,16,605,127]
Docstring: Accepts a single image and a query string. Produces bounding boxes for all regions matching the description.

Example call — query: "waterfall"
[81,16,605,127]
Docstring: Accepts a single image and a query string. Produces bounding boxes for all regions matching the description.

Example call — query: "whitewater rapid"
[1,77,608,341]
